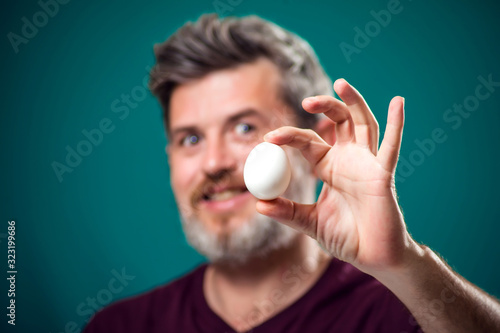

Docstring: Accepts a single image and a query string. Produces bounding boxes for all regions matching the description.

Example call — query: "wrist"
[368,238,428,285]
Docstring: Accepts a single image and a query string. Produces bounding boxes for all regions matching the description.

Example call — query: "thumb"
[256,197,318,239]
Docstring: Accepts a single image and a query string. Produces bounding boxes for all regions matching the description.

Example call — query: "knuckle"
[305,128,316,136]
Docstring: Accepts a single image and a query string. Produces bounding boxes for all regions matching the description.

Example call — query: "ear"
[314,117,336,146]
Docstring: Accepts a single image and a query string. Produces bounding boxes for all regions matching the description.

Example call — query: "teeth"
[208,189,243,201]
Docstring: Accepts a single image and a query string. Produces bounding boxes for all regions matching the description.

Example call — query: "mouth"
[202,187,247,201]
[198,185,253,213]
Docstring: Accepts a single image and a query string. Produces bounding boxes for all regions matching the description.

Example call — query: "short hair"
[149,13,333,134]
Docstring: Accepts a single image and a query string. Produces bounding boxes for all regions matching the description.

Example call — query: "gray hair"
[149,13,333,133]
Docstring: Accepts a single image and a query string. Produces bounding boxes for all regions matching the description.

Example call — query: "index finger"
[264,126,332,182]
[302,95,355,144]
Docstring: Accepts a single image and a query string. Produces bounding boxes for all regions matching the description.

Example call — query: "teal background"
[2,0,500,331]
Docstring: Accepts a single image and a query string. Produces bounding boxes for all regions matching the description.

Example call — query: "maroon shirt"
[84,258,422,332]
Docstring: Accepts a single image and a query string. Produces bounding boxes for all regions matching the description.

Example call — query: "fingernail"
[264,130,277,140]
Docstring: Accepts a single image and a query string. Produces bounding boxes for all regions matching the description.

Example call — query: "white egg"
[244,142,291,200]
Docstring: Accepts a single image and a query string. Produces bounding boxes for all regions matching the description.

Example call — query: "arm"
[375,244,500,332]
[257,78,500,332]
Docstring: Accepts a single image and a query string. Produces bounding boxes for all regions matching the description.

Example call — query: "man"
[84,14,500,332]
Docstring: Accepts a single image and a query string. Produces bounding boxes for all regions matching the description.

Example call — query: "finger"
[256,197,318,239]
[333,79,379,154]
[378,96,405,173]
[302,95,354,144]
[264,126,331,168]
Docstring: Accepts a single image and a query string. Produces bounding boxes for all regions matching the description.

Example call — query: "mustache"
[190,169,242,208]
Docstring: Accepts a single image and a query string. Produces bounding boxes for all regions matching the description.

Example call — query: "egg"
[244,142,291,200]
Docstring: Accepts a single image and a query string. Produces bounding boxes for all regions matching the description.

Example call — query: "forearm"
[373,243,500,332]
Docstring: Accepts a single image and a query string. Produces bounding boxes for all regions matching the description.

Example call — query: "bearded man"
[84,14,500,333]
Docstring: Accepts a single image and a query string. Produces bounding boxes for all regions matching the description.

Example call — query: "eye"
[235,122,254,135]
[180,134,200,147]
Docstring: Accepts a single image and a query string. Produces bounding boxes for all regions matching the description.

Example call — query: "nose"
[202,135,237,179]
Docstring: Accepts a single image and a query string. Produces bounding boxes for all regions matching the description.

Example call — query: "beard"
[179,147,316,265]
[180,210,297,265]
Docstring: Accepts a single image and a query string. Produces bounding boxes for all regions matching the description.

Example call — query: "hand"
[257,78,419,275]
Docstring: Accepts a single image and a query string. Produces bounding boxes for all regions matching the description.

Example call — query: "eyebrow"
[170,108,266,138]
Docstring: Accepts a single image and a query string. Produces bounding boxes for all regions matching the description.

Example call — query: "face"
[168,58,316,263]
